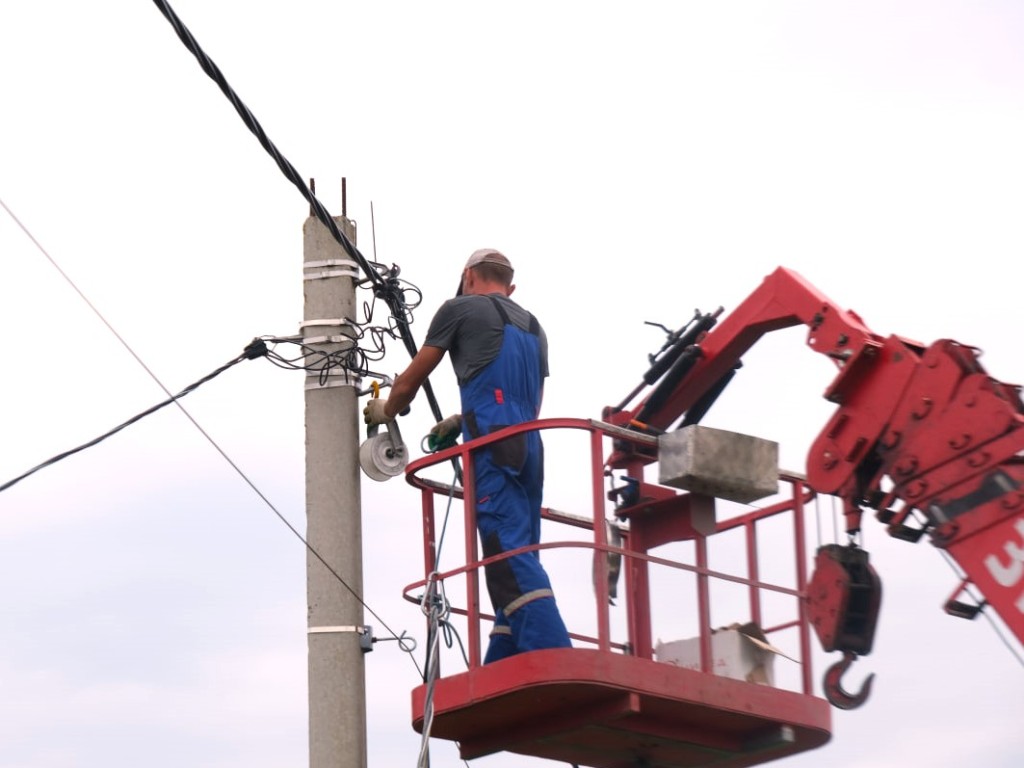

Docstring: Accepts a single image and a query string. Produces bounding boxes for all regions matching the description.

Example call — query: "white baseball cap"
[464,248,513,271]
[456,248,514,296]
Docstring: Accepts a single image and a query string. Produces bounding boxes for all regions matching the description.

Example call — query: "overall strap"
[487,295,539,336]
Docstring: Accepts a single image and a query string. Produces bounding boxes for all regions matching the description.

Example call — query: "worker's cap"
[456,248,514,296]
[465,248,513,272]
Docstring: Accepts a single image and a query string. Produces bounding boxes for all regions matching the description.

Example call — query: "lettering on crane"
[984,518,1024,614]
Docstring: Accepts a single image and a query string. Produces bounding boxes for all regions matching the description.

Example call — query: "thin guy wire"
[1,196,180,405]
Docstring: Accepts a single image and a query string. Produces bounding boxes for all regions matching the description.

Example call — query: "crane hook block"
[806,543,882,655]
[808,543,881,711]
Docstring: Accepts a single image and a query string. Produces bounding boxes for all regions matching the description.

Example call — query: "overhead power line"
[149,0,379,289]
[0,340,267,494]
[149,0,447,425]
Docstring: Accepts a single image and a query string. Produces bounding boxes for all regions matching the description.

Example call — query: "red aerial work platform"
[403,417,833,768]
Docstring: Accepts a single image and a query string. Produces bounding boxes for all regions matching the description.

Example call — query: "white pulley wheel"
[359,429,407,481]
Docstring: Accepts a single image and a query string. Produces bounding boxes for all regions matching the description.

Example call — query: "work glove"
[427,413,462,451]
[363,398,393,426]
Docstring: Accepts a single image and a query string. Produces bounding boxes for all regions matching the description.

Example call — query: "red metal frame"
[402,417,832,768]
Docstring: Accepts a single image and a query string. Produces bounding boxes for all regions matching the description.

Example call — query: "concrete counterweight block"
[658,425,779,504]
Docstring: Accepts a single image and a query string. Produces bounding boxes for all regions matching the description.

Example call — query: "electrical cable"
[0,340,264,494]
[262,332,386,382]
[149,0,380,290]
[150,0,448,427]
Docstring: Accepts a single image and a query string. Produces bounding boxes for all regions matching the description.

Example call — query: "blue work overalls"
[460,298,572,663]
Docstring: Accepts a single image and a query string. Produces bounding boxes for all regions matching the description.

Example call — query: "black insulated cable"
[149,0,380,291]
[0,343,264,494]
[151,0,448,428]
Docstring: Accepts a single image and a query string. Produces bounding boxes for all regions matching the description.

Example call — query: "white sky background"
[1,1,1023,767]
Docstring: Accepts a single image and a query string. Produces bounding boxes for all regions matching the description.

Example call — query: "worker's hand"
[428,413,462,451]
[363,398,393,426]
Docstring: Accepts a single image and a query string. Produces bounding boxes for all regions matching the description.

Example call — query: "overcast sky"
[2,2,1023,767]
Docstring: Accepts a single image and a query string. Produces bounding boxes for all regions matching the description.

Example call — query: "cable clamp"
[303,259,360,281]
[306,269,358,281]
[299,318,355,330]
[302,334,356,346]
[304,259,360,270]
[304,371,361,390]
[308,624,373,653]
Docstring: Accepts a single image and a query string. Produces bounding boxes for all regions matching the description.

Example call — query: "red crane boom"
[605,266,1024,660]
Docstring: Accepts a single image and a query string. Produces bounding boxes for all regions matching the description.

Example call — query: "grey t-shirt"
[424,293,549,386]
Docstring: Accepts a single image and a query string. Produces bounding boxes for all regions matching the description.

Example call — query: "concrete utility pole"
[303,203,368,768]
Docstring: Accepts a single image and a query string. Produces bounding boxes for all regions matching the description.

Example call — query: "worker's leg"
[483,609,517,663]
[508,434,570,653]
[475,446,570,658]
[506,592,571,653]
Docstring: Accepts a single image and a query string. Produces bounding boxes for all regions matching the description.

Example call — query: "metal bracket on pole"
[299,318,357,332]
[303,259,360,281]
[304,370,361,391]
[308,624,374,653]
[300,319,358,349]
[302,334,356,345]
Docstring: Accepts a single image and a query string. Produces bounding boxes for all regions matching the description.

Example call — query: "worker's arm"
[383,345,446,419]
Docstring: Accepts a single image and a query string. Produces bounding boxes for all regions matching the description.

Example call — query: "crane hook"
[823,651,874,710]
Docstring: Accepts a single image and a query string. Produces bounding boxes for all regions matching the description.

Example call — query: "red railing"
[403,417,820,694]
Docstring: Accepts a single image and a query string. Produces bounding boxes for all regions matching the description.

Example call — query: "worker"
[363,248,572,663]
